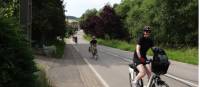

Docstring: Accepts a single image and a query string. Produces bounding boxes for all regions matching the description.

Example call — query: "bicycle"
[128,47,170,87]
[89,45,98,60]
[129,63,143,87]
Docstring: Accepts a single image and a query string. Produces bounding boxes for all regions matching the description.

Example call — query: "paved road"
[68,30,198,87]
[35,44,104,87]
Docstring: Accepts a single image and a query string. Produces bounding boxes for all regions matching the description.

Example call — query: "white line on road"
[99,48,198,87]
[165,74,198,87]
[73,45,110,87]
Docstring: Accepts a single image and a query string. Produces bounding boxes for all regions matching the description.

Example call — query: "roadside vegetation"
[35,65,53,87]
[32,0,69,58]
[54,40,65,58]
[0,1,38,87]
[0,0,68,87]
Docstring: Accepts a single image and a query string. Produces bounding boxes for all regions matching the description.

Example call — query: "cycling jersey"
[133,35,154,65]
[90,39,97,45]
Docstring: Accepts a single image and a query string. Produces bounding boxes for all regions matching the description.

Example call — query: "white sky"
[63,0,122,18]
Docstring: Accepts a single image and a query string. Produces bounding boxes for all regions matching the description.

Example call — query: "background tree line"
[80,0,198,48]
[80,5,130,40]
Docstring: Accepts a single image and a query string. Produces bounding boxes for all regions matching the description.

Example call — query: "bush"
[0,16,37,87]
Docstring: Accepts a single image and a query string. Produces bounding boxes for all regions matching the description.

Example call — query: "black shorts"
[133,57,150,66]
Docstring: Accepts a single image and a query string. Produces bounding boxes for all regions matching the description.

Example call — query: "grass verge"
[84,35,198,65]
[35,65,53,87]
[53,40,65,58]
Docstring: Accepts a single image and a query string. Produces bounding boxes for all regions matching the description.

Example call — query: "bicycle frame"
[147,73,169,87]
[90,45,98,60]
[129,63,168,87]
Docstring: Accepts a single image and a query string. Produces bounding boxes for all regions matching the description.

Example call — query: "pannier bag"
[152,47,170,75]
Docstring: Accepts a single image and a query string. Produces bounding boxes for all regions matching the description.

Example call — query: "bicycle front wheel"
[137,79,143,87]
[161,82,169,87]
[129,73,133,87]
[150,81,169,87]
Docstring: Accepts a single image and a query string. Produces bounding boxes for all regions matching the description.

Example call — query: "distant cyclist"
[89,36,98,58]
[132,26,155,86]
[89,36,97,50]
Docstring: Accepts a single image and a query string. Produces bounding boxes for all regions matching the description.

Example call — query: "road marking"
[73,45,110,87]
[165,74,198,87]
[99,48,198,87]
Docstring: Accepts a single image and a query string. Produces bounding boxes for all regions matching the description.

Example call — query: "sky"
[63,0,122,18]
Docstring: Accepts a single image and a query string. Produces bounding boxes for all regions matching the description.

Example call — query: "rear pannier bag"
[152,48,170,75]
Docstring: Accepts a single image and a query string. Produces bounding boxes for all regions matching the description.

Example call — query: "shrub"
[0,16,37,87]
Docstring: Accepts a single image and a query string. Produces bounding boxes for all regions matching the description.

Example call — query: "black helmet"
[143,26,151,32]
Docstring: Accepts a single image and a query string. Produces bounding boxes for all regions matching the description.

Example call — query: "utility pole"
[20,0,32,46]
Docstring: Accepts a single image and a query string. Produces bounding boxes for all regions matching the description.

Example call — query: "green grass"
[35,65,53,87]
[165,48,198,65]
[84,35,135,51]
[84,35,198,65]
[54,40,65,58]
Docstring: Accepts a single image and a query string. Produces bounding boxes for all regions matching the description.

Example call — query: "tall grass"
[54,40,65,58]
[84,35,198,65]
[35,65,53,87]
[165,48,198,65]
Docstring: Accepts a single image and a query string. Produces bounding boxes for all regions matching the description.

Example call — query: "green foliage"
[165,48,198,65]
[80,9,98,22]
[54,40,65,58]
[65,27,76,38]
[0,0,19,18]
[32,0,67,46]
[0,15,37,87]
[84,35,135,51]
[35,65,53,87]
[115,0,198,47]
[80,5,129,40]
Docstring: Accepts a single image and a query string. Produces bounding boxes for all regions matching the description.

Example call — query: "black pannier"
[152,47,170,75]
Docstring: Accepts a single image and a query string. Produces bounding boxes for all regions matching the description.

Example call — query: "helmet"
[92,36,96,39]
[143,26,151,33]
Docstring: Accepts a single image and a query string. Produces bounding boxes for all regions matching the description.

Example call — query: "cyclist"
[132,26,154,86]
[89,36,97,53]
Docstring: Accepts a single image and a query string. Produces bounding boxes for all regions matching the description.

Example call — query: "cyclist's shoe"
[132,80,138,87]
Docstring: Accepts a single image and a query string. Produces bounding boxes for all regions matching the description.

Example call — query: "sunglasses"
[144,30,151,33]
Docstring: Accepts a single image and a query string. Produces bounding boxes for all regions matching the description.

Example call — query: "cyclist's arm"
[136,44,142,58]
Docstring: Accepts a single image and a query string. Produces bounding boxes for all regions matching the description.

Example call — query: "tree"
[99,4,129,40]
[80,5,129,40]
[114,0,198,47]
[0,4,37,87]
[32,0,67,46]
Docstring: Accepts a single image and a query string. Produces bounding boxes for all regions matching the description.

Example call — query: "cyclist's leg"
[145,63,152,80]
[134,64,146,82]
